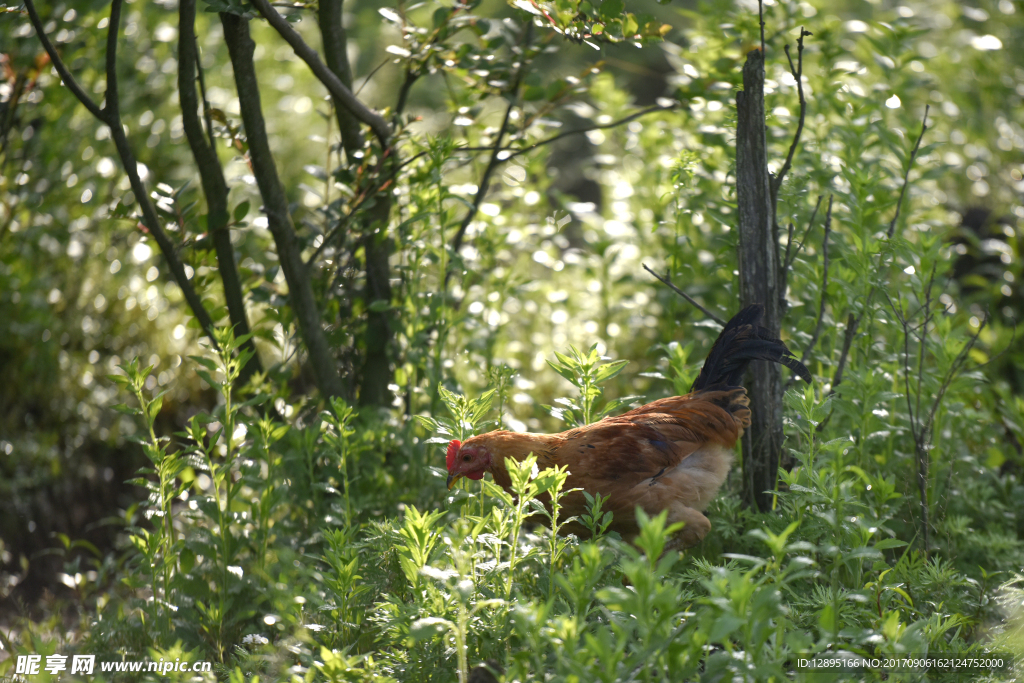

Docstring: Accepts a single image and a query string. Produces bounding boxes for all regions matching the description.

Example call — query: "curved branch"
[771,28,811,205]
[448,94,518,259]
[503,103,676,163]
[106,8,220,348]
[642,264,726,327]
[194,36,218,152]
[830,105,932,393]
[446,104,677,260]
[386,104,677,184]
[23,0,105,120]
[103,0,123,116]
[248,0,391,146]
[28,0,220,348]
[888,105,930,239]
[782,194,822,276]
[788,194,832,387]
[448,24,534,276]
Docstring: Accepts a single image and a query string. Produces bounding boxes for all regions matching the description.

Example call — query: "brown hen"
[445,304,810,548]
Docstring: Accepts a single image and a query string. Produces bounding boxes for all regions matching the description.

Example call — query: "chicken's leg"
[663,504,712,550]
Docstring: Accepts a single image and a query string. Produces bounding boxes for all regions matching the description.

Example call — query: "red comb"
[446,439,462,470]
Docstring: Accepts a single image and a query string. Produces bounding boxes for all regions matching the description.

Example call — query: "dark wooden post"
[735,49,784,512]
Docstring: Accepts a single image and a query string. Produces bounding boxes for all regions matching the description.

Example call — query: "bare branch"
[973,318,1016,370]
[356,58,390,97]
[782,221,795,275]
[783,194,823,274]
[888,287,930,555]
[248,0,392,146]
[830,106,931,393]
[881,281,986,557]
[394,68,419,121]
[791,195,832,379]
[308,174,389,265]
[106,47,221,347]
[887,105,930,239]
[193,36,218,152]
[923,314,987,437]
[387,104,676,182]
[449,97,518,259]
[103,0,123,116]
[914,262,938,421]
[771,28,812,205]
[642,264,726,327]
[501,104,676,163]
[449,26,533,262]
[758,0,765,58]
[831,312,857,390]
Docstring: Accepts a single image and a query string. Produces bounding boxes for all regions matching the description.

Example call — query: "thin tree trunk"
[358,203,394,407]
[222,13,345,399]
[178,0,262,387]
[735,49,783,512]
[317,0,363,159]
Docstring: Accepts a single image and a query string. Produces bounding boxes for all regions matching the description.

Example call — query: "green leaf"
[818,603,836,633]
[148,395,164,421]
[593,359,628,384]
[708,614,745,642]
[196,369,220,389]
[432,6,451,28]
[597,0,623,21]
[189,356,218,371]
[874,538,908,551]
[179,548,196,573]
[414,415,440,432]
[621,12,638,36]
[546,359,579,383]
[112,403,142,416]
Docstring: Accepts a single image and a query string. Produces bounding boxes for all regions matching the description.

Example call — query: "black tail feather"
[691,304,811,391]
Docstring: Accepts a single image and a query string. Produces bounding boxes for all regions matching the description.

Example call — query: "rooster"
[445,304,811,548]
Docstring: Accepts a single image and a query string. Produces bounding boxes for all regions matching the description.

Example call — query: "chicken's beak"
[446,472,463,490]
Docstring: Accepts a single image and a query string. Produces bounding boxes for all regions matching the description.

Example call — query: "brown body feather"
[447,305,809,548]
[461,388,747,548]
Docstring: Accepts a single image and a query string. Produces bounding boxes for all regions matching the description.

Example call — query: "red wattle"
[446,439,462,470]
[466,471,484,480]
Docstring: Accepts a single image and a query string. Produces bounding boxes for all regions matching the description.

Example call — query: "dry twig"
[771,28,812,207]
[642,264,726,327]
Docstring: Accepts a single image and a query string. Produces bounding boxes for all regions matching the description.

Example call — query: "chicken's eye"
[462,455,471,462]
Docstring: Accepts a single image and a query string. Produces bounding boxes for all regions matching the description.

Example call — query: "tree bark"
[735,49,783,512]
[222,12,345,399]
[359,212,394,408]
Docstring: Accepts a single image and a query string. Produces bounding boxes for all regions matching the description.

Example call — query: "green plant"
[544,344,639,427]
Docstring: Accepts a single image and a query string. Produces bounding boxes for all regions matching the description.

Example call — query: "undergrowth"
[1,324,1020,682]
